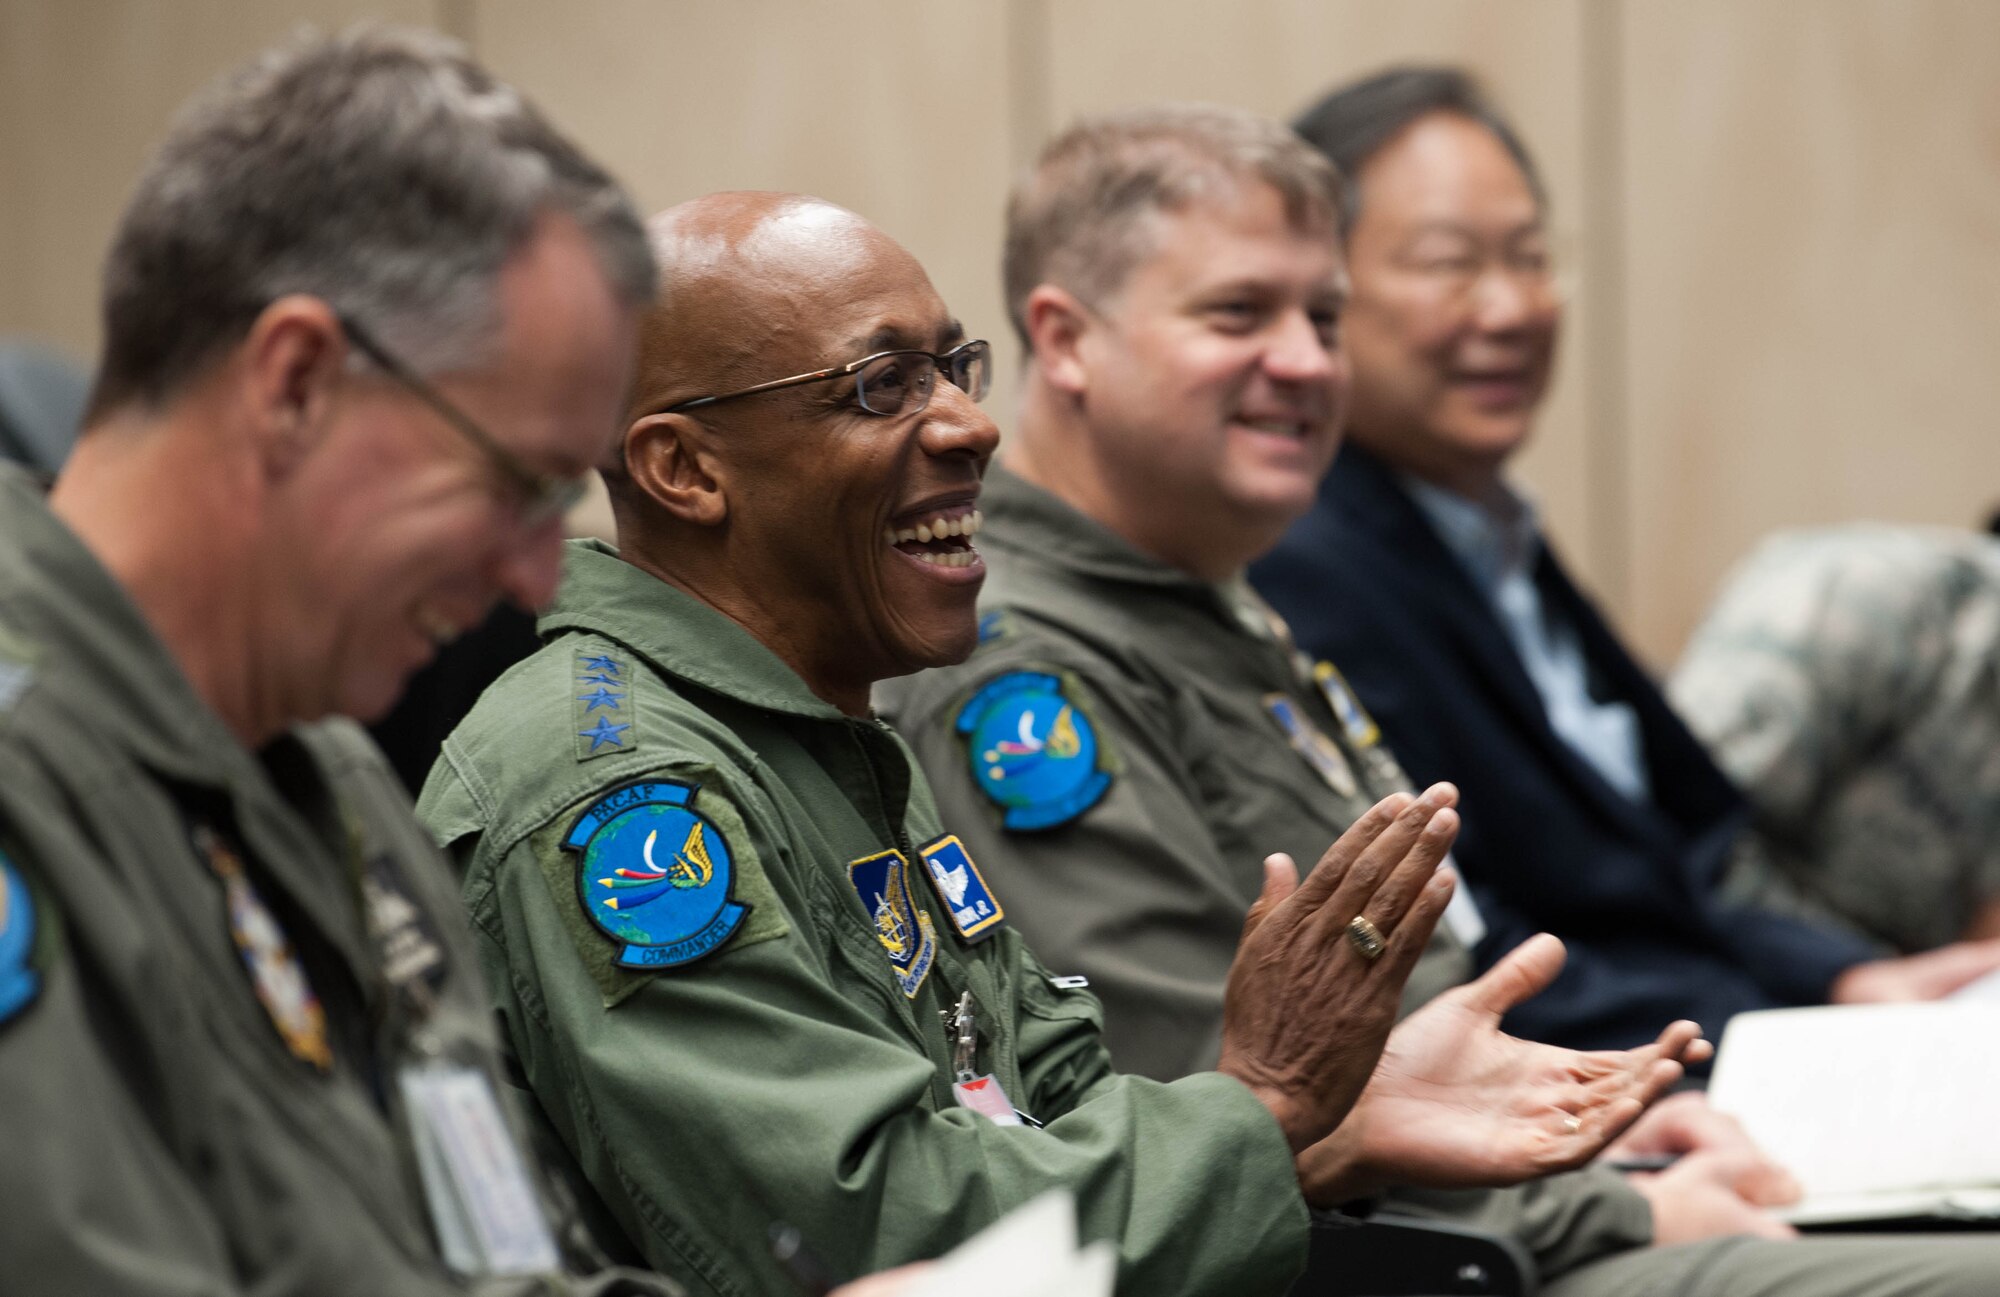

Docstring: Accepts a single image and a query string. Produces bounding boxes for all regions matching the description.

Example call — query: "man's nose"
[1263,309,1338,385]
[921,381,1002,463]
[1469,265,1555,333]
[496,520,566,614]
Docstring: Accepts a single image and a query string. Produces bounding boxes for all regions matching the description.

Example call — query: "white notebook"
[899,1190,1115,1297]
[1707,1002,2000,1225]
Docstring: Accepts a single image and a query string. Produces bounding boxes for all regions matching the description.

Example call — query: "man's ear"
[1022,284,1095,397]
[238,294,346,479]
[625,412,728,527]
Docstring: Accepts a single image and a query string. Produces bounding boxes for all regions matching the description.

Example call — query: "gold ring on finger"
[1346,914,1387,962]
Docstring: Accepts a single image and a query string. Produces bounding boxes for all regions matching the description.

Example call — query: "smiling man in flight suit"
[0,26,690,1296]
[418,189,1701,1297]
[882,101,2000,1297]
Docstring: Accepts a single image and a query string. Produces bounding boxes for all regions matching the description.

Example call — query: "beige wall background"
[5,0,1999,663]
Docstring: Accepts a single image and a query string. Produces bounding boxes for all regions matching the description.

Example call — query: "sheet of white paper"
[1948,966,2000,1003]
[899,1190,1113,1297]
[1709,1003,2000,1205]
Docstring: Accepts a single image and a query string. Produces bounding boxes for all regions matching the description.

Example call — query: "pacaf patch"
[0,852,41,1028]
[197,826,332,1072]
[954,671,1113,831]
[566,780,748,969]
[916,834,1005,943]
[847,849,937,997]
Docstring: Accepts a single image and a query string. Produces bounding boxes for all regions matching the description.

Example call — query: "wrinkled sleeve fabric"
[423,755,1308,1297]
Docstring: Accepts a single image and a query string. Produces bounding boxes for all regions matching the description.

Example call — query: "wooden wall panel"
[1034,0,1612,594]
[0,0,443,364]
[1618,0,2000,662]
[469,0,1017,427]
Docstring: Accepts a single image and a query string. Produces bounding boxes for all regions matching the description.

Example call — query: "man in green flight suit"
[0,26,720,1297]
[879,103,2000,1296]
[419,189,1702,1297]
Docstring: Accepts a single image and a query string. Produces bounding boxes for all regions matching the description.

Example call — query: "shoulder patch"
[916,834,1006,943]
[954,671,1113,831]
[566,780,748,969]
[573,648,636,761]
[1312,661,1381,749]
[846,849,937,997]
[0,853,41,1027]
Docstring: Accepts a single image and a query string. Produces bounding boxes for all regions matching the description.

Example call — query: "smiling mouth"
[1235,416,1314,439]
[883,507,984,569]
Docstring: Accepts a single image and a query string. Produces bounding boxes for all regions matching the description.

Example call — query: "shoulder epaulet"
[571,645,637,761]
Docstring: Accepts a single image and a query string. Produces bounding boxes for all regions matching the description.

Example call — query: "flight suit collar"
[0,464,267,790]
[539,538,851,723]
[978,464,1287,649]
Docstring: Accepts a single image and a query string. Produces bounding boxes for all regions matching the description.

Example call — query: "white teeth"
[907,550,978,569]
[884,510,984,547]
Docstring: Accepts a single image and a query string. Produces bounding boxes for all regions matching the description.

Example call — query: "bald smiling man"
[417,192,1697,1297]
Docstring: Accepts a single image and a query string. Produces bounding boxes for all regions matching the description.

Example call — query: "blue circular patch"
[566,782,747,968]
[954,672,1112,831]
[0,853,42,1027]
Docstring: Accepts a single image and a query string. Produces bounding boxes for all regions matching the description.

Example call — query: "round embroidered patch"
[0,853,41,1028]
[954,671,1112,831]
[566,781,748,969]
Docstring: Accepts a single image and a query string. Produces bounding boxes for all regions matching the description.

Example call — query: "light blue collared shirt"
[1404,475,1653,804]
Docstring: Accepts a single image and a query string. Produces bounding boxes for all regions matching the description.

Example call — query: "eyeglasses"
[664,339,992,418]
[338,312,588,527]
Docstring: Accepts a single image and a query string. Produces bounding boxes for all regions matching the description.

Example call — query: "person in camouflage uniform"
[1673,524,2000,954]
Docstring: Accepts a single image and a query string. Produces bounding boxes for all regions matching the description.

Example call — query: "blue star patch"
[578,716,631,752]
[847,849,937,997]
[0,853,41,1027]
[582,655,621,675]
[577,685,624,713]
[566,780,748,968]
[954,672,1112,831]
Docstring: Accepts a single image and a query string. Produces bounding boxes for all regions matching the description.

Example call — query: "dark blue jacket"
[1250,443,1874,1052]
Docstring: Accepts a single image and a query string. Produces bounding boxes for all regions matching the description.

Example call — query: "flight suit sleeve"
[425,755,1308,1297]
[0,808,243,1296]
[888,642,1251,1085]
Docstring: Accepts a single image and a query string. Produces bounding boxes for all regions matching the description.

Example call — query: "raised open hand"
[1296,933,1707,1205]
[1216,785,1459,1155]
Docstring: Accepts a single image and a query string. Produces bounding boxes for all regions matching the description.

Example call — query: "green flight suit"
[417,539,1310,1297]
[0,466,671,1296]
[879,467,2000,1297]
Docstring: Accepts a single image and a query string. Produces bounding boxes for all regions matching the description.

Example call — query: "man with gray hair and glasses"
[0,25,722,1295]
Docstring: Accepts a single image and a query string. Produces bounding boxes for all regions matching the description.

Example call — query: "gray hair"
[87,24,655,419]
[1004,103,1343,348]
[1291,66,1544,235]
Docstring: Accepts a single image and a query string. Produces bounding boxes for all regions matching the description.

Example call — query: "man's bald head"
[627,192,909,419]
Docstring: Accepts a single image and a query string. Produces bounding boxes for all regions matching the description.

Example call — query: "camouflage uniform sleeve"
[1671,534,1918,833]
[424,747,1306,1297]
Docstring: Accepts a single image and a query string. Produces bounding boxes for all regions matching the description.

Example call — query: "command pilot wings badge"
[566,780,748,968]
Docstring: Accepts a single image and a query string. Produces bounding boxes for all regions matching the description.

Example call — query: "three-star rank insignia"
[566,780,748,968]
[196,826,332,1072]
[954,671,1113,831]
[0,852,42,1028]
[573,649,635,760]
[847,849,937,997]
[917,835,1005,942]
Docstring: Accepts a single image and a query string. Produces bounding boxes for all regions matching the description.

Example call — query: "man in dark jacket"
[1251,66,2000,1052]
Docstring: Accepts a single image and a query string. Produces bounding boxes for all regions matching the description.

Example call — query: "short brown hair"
[1003,103,1342,347]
